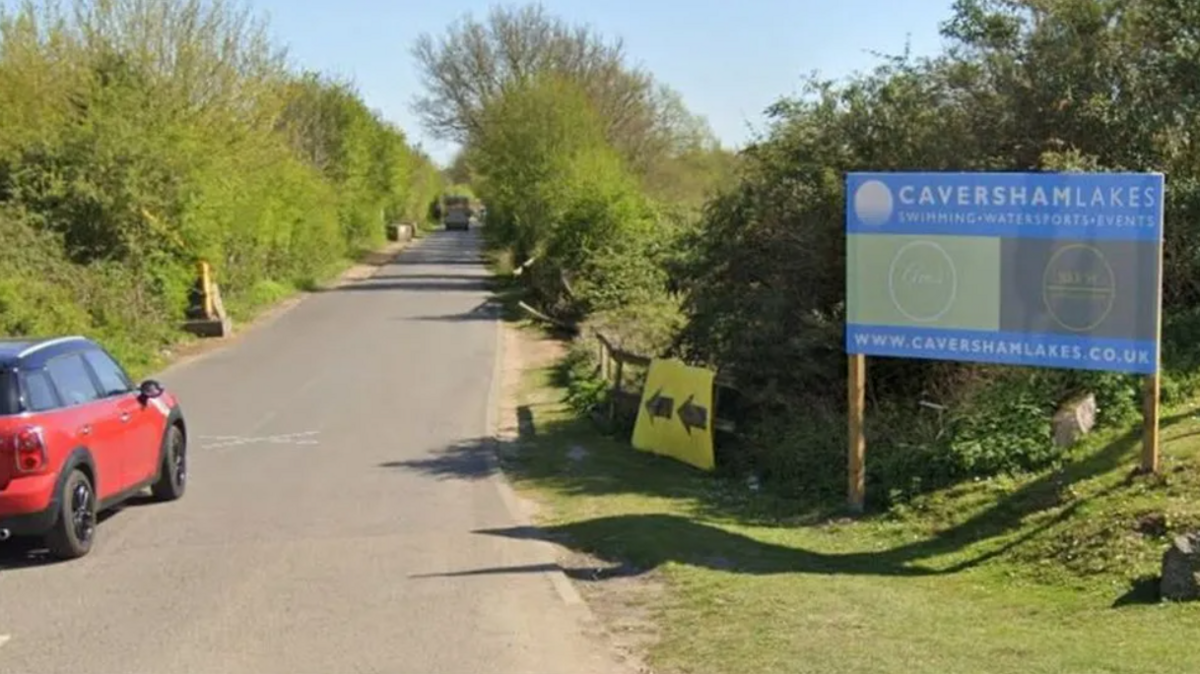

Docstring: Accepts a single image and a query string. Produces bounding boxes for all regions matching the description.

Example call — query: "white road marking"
[199,431,320,450]
[0,634,11,649]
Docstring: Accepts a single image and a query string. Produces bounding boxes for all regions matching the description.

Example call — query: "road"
[0,229,631,674]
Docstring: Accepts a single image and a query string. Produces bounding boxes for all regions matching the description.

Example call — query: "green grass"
[499,337,1200,674]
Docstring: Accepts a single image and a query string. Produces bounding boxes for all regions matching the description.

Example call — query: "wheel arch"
[61,446,97,487]
[53,446,98,516]
[156,404,187,470]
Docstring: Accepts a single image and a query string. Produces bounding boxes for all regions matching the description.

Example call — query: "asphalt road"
[0,229,632,674]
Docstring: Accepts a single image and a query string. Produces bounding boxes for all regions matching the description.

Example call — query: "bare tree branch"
[409,2,683,169]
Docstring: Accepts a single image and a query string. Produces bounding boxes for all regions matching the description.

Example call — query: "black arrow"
[677,395,709,435]
[644,388,674,423]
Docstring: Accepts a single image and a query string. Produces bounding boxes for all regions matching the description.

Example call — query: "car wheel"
[44,469,97,560]
[151,424,187,502]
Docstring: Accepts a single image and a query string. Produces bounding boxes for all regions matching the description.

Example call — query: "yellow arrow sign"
[631,358,715,471]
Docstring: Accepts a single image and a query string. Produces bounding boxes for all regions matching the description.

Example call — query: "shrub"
[0,0,442,366]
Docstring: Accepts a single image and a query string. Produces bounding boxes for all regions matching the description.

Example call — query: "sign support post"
[1142,229,1166,474]
[1142,373,1160,473]
[848,354,867,513]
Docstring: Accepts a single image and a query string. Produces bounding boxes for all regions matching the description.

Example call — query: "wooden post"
[598,337,608,380]
[713,383,722,428]
[1142,233,1165,474]
[1142,374,1160,473]
[848,354,867,513]
[612,357,624,425]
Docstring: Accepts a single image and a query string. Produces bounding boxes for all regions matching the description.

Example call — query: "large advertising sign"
[845,172,1165,374]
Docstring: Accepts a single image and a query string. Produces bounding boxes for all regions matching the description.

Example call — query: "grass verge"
[497,319,1200,674]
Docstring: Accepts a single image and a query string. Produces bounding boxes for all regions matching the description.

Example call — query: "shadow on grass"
[410,514,941,581]
[1112,575,1162,608]
[871,415,1193,569]
[388,402,1195,581]
[518,398,1196,577]
[493,514,944,577]
[407,485,1160,585]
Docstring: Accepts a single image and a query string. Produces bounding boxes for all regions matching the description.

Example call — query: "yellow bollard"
[198,261,213,319]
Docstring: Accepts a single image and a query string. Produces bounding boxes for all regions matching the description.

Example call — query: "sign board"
[631,358,715,471]
[845,172,1165,374]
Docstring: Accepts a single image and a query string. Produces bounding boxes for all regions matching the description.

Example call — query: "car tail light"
[12,426,47,473]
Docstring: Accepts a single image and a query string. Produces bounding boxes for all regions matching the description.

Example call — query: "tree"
[444,149,473,186]
[467,73,669,318]
[410,3,697,173]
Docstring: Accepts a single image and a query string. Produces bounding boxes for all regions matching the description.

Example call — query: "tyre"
[44,469,97,560]
[151,424,187,502]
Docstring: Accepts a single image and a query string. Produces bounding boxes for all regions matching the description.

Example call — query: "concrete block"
[182,316,233,339]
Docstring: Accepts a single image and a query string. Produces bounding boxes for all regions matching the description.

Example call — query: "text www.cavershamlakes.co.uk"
[852,331,1152,366]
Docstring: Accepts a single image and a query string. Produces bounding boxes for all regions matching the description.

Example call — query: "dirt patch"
[495,323,562,520]
[497,321,666,674]
[561,548,667,674]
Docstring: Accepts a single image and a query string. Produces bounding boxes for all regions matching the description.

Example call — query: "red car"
[0,336,188,559]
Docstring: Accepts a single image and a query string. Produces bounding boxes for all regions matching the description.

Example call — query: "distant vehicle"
[443,194,473,231]
[0,336,188,559]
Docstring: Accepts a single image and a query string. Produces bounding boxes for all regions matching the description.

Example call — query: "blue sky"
[252,0,958,165]
[6,0,956,164]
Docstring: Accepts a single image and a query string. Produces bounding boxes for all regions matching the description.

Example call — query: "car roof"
[0,336,92,369]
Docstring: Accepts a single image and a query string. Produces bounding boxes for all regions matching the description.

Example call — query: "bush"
[469,73,681,324]
[677,0,1200,505]
[0,0,443,368]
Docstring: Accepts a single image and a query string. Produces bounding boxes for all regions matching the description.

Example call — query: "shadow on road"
[411,560,645,583]
[333,279,492,293]
[378,439,499,481]
[0,495,156,571]
[403,313,497,323]
[368,273,490,282]
[400,300,502,323]
[0,537,58,571]
[389,229,485,267]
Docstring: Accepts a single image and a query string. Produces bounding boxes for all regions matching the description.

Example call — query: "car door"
[43,352,126,499]
[81,348,162,489]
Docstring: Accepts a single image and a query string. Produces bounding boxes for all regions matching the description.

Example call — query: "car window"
[83,349,133,397]
[21,370,60,412]
[45,354,102,407]
[0,370,17,416]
